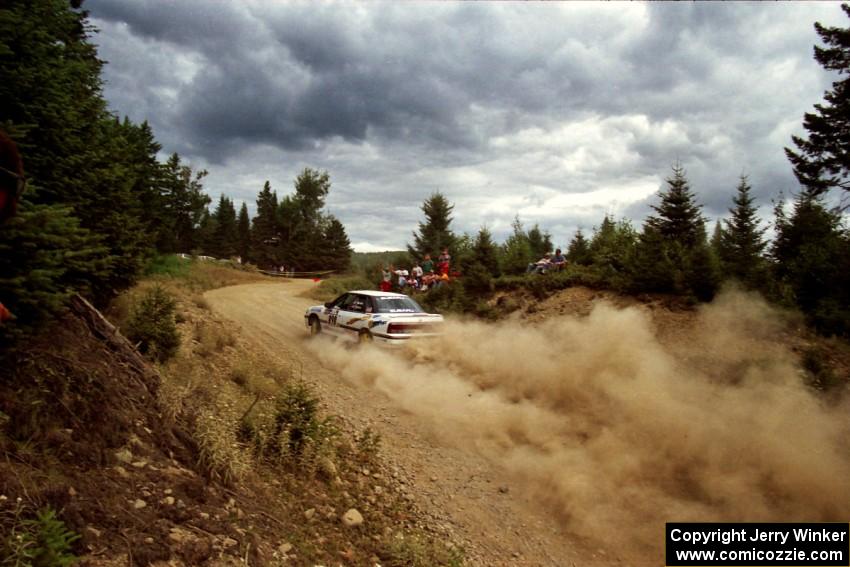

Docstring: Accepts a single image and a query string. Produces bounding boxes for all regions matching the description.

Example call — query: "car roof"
[349,289,408,298]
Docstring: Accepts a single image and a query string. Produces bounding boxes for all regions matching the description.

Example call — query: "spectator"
[421,272,439,291]
[526,253,552,275]
[411,262,423,285]
[421,253,434,275]
[438,247,451,275]
[380,265,392,292]
[395,267,409,289]
[551,248,567,271]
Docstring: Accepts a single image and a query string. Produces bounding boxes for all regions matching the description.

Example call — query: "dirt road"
[206,280,606,567]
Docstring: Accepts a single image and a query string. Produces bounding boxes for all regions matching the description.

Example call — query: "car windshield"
[373,296,424,313]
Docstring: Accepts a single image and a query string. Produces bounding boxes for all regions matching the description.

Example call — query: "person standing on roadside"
[438,247,451,275]
[380,265,392,292]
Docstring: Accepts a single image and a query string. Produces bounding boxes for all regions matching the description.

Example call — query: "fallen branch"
[68,293,160,397]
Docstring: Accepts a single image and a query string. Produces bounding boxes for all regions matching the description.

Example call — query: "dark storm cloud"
[85,0,847,249]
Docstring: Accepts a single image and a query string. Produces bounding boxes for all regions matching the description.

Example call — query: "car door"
[335,293,369,340]
[322,293,350,337]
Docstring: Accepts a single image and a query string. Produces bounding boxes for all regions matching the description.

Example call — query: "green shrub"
[307,276,376,302]
[125,285,180,362]
[1,501,80,567]
[143,254,191,278]
[245,381,340,467]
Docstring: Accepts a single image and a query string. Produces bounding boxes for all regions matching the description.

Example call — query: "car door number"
[328,308,340,326]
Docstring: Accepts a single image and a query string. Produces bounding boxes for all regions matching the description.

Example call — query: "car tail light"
[387,323,442,334]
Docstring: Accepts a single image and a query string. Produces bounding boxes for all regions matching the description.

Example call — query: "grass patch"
[194,322,236,356]
[144,254,191,278]
[304,275,376,302]
[382,532,464,567]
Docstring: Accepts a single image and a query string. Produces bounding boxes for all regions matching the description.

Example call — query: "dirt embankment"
[207,280,850,565]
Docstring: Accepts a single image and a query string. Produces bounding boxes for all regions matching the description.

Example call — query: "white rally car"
[304,290,443,346]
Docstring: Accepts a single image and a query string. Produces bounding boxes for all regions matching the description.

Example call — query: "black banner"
[666,523,849,566]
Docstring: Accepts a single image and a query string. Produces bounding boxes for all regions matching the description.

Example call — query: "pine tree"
[646,164,706,247]
[500,217,533,275]
[0,202,107,343]
[710,220,726,259]
[159,153,210,253]
[629,225,676,293]
[322,216,352,272]
[196,209,218,256]
[473,227,500,277]
[211,195,238,259]
[786,4,850,199]
[566,228,591,265]
[237,202,251,262]
[408,192,456,260]
[1,0,158,304]
[589,215,637,273]
[720,176,768,288]
[251,181,279,268]
[639,165,719,298]
[526,224,552,259]
[772,191,850,334]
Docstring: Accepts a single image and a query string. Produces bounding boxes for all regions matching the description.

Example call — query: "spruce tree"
[646,164,705,246]
[251,181,279,268]
[786,4,850,199]
[0,202,107,343]
[589,215,637,273]
[160,153,210,253]
[640,165,718,298]
[720,176,768,287]
[473,227,501,277]
[322,216,353,272]
[526,224,552,258]
[566,228,591,265]
[629,225,676,293]
[499,217,534,275]
[710,220,727,260]
[211,195,238,259]
[772,191,850,334]
[237,202,251,262]
[408,191,456,260]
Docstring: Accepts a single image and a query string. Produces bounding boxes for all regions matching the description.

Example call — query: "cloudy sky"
[85,1,845,252]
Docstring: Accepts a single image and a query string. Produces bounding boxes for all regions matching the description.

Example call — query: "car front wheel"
[309,316,321,336]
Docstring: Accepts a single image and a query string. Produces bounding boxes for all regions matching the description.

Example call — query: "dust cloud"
[306,289,850,554]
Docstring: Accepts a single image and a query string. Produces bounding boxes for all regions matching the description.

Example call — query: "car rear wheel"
[309,316,321,336]
[358,330,373,344]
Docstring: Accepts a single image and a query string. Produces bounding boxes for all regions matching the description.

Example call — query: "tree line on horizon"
[0,0,351,344]
[401,160,847,335]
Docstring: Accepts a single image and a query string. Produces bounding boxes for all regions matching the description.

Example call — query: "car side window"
[331,293,349,308]
[348,295,366,313]
[340,294,362,312]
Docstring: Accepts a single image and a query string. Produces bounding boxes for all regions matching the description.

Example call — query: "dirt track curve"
[205,280,615,567]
